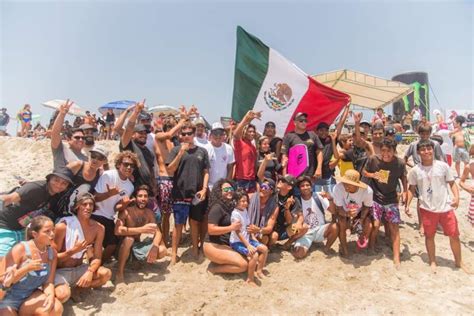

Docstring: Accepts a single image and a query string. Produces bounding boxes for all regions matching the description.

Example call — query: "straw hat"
[335,169,367,189]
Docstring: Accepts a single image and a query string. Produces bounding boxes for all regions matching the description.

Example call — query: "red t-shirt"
[233,139,257,180]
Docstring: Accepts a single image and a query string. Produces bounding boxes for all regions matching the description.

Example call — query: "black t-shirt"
[317,136,336,179]
[206,202,232,245]
[166,145,210,200]
[0,181,53,231]
[282,131,323,176]
[270,137,282,154]
[344,145,368,175]
[274,193,302,233]
[256,152,282,181]
[120,140,155,190]
[365,156,406,205]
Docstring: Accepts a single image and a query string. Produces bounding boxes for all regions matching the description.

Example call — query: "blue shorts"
[173,202,190,225]
[294,224,329,249]
[230,239,262,256]
[0,228,24,257]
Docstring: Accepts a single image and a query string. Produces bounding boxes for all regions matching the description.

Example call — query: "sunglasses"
[181,131,194,136]
[297,119,307,123]
[261,183,273,191]
[90,152,106,161]
[73,136,85,140]
[222,186,234,193]
[121,162,136,169]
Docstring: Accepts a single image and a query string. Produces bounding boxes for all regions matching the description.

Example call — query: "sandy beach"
[0,136,473,315]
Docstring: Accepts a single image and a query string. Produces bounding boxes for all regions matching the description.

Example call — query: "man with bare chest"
[155,109,188,246]
[450,116,470,177]
[53,193,112,303]
[115,185,167,284]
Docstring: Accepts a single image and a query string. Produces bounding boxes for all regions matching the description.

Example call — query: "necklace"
[33,240,48,254]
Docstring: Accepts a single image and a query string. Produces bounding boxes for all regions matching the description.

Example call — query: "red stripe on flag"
[285,76,351,134]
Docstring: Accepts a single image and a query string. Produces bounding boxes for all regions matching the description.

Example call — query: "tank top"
[3,242,52,303]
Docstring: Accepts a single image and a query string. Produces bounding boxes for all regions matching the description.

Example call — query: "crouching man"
[292,176,339,259]
[54,193,112,302]
[115,185,167,284]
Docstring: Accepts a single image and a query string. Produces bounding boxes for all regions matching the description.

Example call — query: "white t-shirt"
[204,142,235,190]
[408,160,454,213]
[412,109,421,121]
[194,135,209,148]
[436,129,454,158]
[300,194,328,229]
[146,133,160,178]
[230,208,250,244]
[94,170,134,220]
[333,182,373,214]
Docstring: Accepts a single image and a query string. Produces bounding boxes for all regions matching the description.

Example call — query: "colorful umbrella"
[98,100,136,116]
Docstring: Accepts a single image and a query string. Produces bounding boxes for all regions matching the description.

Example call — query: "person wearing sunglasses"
[92,151,137,262]
[120,101,157,196]
[48,146,108,221]
[166,122,210,265]
[281,112,324,183]
[203,179,248,275]
[50,100,88,170]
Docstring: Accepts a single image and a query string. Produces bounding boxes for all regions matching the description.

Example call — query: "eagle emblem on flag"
[264,83,295,111]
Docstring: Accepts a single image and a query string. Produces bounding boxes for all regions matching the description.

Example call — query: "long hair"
[209,178,235,211]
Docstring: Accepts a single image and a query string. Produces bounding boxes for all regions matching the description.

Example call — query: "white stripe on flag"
[252,48,310,137]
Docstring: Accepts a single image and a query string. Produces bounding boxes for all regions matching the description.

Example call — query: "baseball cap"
[134,124,147,132]
[293,112,308,121]
[79,123,96,131]
[385,126,396,135]
[360,120,371,127]
[211,122,225,131]
[138,111,152,122]
[316,122,329,130]
[193,117,206,127]
[278,174,296,187]
[90,145,108,159]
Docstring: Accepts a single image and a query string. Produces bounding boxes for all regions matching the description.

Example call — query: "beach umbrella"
[147,104,179,116]
[98,100,136,116]
[42,99,87,117]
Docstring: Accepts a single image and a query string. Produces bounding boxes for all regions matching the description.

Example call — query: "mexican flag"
[231,26,351,137]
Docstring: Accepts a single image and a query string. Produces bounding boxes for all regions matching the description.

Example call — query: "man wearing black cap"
[263,121,282,159]
[0,172,72,257]
[120,101,156,194]
[282,112,323,181]
[0,107,10,136]
[272,175,304,248]
[51,100,88,169]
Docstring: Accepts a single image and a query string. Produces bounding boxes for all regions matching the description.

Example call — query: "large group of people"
[0,99,473,313]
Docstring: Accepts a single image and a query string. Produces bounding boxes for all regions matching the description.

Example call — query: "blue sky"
[1,0,472,134]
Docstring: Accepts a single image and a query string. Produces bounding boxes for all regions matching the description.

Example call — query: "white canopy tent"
[312,69,413,110]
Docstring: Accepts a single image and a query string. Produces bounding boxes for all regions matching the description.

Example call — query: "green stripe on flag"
[231,26,270,122]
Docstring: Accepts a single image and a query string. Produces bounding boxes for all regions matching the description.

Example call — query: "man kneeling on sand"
[292,176,339,259]
[115,185,168,284]
[54,193,112,302]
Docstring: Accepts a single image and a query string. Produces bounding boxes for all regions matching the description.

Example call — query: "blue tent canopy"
[98,100,136,115]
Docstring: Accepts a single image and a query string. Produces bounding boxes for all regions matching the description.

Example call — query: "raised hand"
[329,132,337,141]
[180,142,190,152]
[121,196,135,206]
[353,112,363,123]
[59,99,74,115]
[179,106,189,121]
[285,196,295,210]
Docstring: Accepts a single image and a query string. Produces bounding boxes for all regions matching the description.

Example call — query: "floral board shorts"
[372,202,401,224]
[157,176,173,215]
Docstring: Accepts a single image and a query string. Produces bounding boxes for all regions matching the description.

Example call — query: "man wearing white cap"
[203,122,235,191]
[193,117,209,148]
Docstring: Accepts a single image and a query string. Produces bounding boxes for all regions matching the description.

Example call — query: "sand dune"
[0,136,473,315]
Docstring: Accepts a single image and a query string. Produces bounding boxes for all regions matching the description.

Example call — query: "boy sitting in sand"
[333,170,373,257]
[114,185,168,284]
[230,190,268,286]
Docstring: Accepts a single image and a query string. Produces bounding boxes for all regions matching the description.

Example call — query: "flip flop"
[356,236,368,249]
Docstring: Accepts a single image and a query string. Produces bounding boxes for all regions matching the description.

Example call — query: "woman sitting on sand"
[0,216,63,316]
[203,179,248,275]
